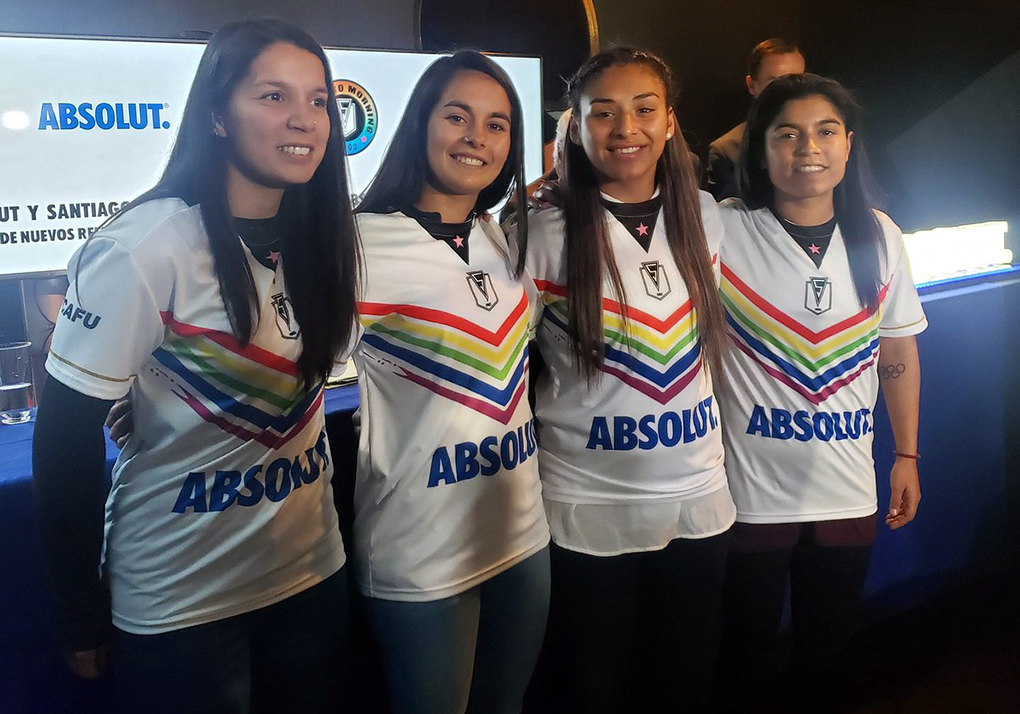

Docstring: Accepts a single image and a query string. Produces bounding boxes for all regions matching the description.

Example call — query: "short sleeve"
[330,319,365,379]
[502,218,540,335]
[699,191,724,287]
[47,237,167,400]
[520,269,543,337]
[524,208,567,334]
[877,216,928,338]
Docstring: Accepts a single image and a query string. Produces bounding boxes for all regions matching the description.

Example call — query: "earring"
[666,132,672,139]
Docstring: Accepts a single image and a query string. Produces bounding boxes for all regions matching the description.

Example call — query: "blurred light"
[903,221,1012,286]
[2,111,30,130]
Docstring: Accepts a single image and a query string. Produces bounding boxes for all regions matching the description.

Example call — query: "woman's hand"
[527,177,564,210]
[886,456,920,529]
[65,645,109,678]
[105,396,134,448]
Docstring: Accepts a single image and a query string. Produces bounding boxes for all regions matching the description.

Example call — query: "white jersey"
[353,211,549,601]
[716,199,927,523]
[46,198,345,634]
[526,191,733,554]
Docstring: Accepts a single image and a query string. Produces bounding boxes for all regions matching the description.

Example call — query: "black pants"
[112,567,349,714]
[535,533,729,714]
[718,541,872,714]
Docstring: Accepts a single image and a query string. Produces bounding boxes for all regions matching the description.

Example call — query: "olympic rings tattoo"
[880,363,906,380]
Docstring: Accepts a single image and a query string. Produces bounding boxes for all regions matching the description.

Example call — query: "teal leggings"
[363,547,550,714]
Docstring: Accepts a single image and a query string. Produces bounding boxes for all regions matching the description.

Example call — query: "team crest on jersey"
[804,277,833,315]
[466,270,499,311]
[332,79,377,156]
[640,261,672,300]
[272,292,300,339]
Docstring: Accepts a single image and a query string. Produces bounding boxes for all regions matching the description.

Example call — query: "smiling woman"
[571,63,676,203]
[215,42,332,216]
[763,95,853,226]
[716,74,927,712]
[524,47,732,714]
[32,19,361,714]
[420,70,514,219]
[352,51,548,714]
[358,51,529,270]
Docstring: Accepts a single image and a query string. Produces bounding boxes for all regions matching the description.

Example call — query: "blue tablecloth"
[863,275,1019,614]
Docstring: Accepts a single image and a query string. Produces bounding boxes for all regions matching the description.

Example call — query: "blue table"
[863,273,1020,616]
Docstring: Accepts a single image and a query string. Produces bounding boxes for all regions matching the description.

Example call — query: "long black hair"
[739,72,885,311]
[95,19,360,386]
[562,47,726,383]
[357,50,529,276]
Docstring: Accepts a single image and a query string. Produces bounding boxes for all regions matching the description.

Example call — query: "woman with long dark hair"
[353,51,549,714]
[716,73,926,713]
[33,19,360,714]
[525,48,734,713]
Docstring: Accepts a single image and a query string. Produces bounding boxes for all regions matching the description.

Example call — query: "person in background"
[353,50,550,714]
[715,73,925,713]
[33,19,361,714]
[705,38,805,201]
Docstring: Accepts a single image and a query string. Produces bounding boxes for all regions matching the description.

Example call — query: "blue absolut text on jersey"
[172,429,330,513]
[428,419,538,487]
[745,404,872,442]
[585,396,719,452]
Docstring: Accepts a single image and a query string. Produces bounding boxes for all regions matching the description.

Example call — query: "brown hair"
[562,47,725,383]
[748,38,802,79]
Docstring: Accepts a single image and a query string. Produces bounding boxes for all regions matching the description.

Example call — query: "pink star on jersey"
[808,243,821,254]
[453,235,465,248]
[268,250,281,263]
[636,223,649,237]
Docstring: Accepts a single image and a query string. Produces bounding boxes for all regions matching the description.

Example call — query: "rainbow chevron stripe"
[154,311,322,449]
[358,292,531,424]
[534,280,703,405]
[720,264,888,405]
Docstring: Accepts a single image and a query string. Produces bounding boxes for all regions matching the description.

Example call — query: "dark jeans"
[112,567,349,714]
[718,524,873,714]
[536,533,730,714]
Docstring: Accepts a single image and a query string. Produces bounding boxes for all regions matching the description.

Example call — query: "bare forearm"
[878,336,920,453]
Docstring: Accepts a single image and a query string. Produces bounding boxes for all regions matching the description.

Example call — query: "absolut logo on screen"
[38,102,171,131]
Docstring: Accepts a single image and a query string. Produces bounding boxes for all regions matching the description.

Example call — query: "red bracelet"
[894,451,920,460]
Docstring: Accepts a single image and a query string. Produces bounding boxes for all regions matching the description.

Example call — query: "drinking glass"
[0,341,33,425]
